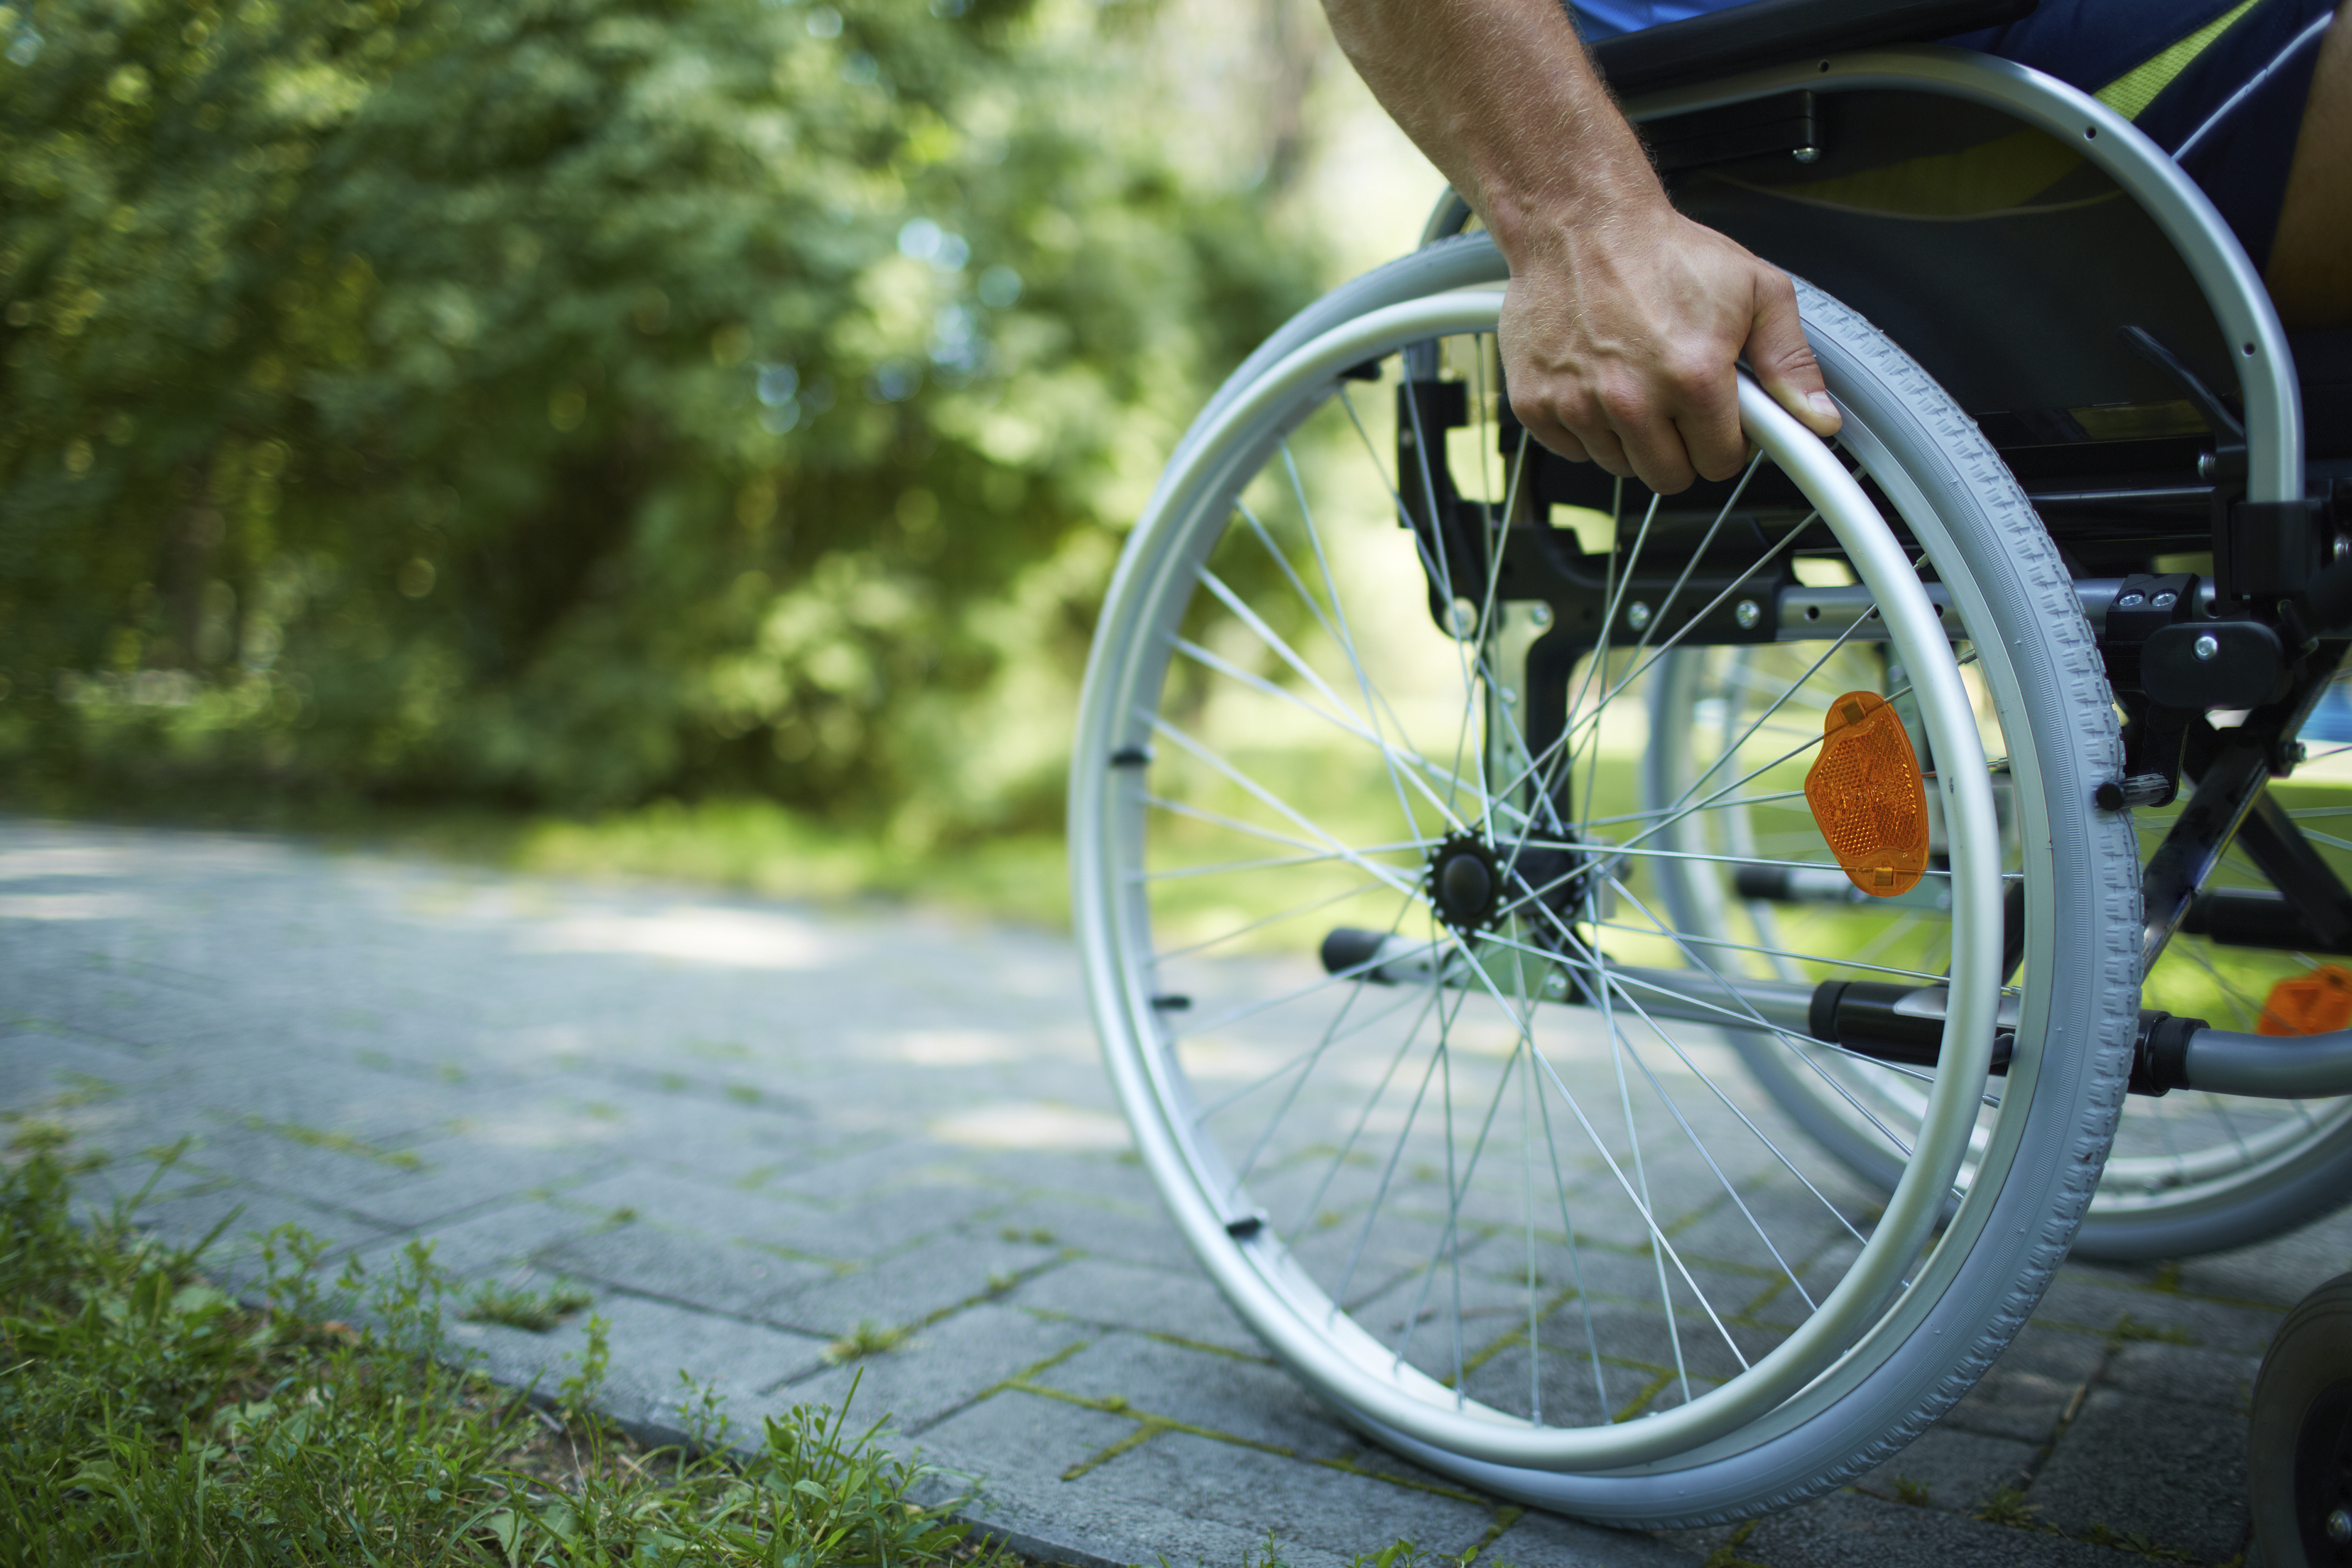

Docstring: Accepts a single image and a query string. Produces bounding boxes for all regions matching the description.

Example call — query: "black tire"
[2251,1272,2352,1568]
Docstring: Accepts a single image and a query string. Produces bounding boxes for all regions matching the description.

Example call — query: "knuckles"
[1691,447,1747,485]
[1493,241,1820,494]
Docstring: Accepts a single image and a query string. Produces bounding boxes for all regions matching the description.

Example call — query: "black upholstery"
[1588,0,2039,97]
[2294,330,2352,460]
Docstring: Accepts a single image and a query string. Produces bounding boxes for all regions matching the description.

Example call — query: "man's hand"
[1320,0,1844,494]
[1498,200,1842,493]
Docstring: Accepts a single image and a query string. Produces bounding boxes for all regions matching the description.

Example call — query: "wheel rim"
[1071,288,2009,1471]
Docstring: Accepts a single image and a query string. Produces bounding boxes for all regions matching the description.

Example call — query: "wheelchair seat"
[1588,0,2038,96]
[2296,328,2352,461]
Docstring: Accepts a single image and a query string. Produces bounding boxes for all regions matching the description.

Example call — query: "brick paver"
[4,817,2344,1568]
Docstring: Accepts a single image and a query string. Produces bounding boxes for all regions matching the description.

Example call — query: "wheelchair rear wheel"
[1069,240,2139,1524]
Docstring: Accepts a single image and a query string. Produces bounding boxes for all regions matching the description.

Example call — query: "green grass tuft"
[825,1320,910,1363]
[2081,1523,2204,1562]
[1699,1519,1767,1568]
[2111,1315,2197,1347]
[237,1112,426,1170]
[1978,1488,2042,1528]
[457,1278,595,1333]
[0,1141,1004,1566]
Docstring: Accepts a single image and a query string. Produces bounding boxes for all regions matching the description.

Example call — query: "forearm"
[1318,0,1666,260]
[1320,0,1840,488]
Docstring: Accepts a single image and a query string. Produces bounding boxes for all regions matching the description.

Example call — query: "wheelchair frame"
[1414,42,2352,1105]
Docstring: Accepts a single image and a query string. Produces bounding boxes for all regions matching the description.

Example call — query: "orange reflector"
[2257,965,2352,1036]
[1803,690,1930,899]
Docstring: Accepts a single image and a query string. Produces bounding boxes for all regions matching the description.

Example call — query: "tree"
[0,0,1320,831]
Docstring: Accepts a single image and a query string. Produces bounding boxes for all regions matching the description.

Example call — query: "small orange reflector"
[2257,965,2352,1037]
[1804,690,1929,899]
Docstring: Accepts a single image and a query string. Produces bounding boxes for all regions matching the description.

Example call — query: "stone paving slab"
[7,816,2351,1568]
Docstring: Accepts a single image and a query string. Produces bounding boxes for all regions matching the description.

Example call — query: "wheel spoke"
[1196,972,1432,1125]
[1502,885,1956,1148]
[1140,850,1431,884]
[1283,981,1446,1244]
[1154,876,1406,961]
[1596,961,1823,1309]
[1257,449,1426,839]
[1531,1029,1612,1420]
[1331,982,1464,1311]
[1341,381,1484,821]
[1144,716,1426,899]
[1446,938,1757,1380]
[1143,792,1419,872]
[1173,601,1478,836]
[1600,945,1700,1404]
[1584,921,1957,985]
[1225,904,1430,1190]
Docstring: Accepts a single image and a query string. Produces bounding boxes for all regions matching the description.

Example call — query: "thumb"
[1747,272,1841,438]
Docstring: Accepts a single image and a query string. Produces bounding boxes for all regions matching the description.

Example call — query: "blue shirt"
[1568,1,1726,35]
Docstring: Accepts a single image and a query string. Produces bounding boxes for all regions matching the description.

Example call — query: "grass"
[0,1140,1004,1566]
[2079,1524,2206,1563]
[4,790,1074,930]
[0,1138,1471,1568]
[1973,1486,2214,1563]
[238,1114,426,1172]
[1698,1519,1767,1568]
[457,1279,595,1334]
[0,1130,1506,1568]
[824,1320,911,1364]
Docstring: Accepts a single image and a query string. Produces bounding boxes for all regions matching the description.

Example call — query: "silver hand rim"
[1072,287,2005,1471]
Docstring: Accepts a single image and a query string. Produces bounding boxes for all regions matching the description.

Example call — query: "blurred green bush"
[0,0,1320,839]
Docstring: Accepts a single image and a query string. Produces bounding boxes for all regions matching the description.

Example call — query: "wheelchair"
[1067,0,2352,1528]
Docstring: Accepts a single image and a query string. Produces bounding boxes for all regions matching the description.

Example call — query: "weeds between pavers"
[0,1138,1003,1566]
[459,1278,595,1334]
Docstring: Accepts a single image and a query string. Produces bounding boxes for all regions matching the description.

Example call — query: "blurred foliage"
[0,0,1322,839]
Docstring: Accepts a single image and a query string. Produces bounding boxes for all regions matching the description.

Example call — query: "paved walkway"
[2,817,2342,1568]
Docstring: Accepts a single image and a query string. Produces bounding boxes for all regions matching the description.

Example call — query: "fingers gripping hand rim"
[1744,268,1844,438]
[1497,239,1841,495]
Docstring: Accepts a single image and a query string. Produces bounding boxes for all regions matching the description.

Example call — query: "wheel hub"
[1426,833,1501,935]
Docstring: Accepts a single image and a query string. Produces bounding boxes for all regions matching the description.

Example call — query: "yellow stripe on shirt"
[2096,0,2264,120]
